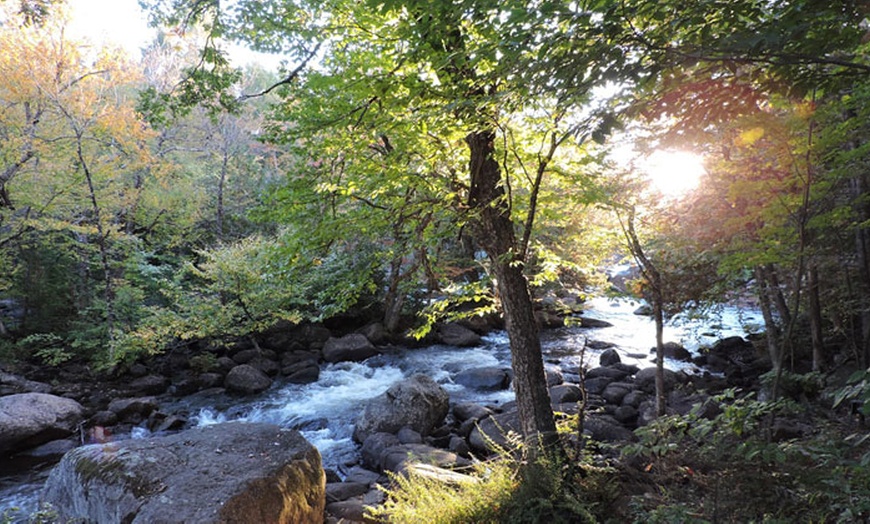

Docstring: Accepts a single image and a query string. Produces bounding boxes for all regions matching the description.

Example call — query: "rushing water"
[0,296,761,518]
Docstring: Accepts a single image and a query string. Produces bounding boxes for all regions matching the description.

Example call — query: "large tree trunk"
[466,131,558,452]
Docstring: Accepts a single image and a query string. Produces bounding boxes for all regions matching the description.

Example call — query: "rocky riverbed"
[0,297,769,522]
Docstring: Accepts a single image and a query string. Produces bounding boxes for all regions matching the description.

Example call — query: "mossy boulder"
[42,422,325,523]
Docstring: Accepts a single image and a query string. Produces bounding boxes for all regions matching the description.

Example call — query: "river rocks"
[224,364,272,394]
[353,374,449,443]
[454,367,511,391]
[128,374,170,395]
[42,422,325,524]
[634,367,685,394]
[322,334,378,363]
[436,322,482,347]
[107,397,158,423]
[468,410,521,453]
[0,369,51,395]
[660,342,692,362]
[0,393,84,455]
[599,348,621,366]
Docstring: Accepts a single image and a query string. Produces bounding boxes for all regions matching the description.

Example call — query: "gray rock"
[0,393,84,454]
[397,427,423,444]
[468,410,522,453]
[550,384,583,404]
[602,382,634,405]
[42,422,325,524]
[661,342,692,362]
[0,370,51,395]
[326,482,369,503]
[379,443,471,474]
[545,367,564,386]
[454,367,510,391]
[436,323,482,347]
[129,375,169,395]
[452,402,492,422]
[109,397,158,420]
[584,376,613,395]
[613,405,639,425]
[353,374,449,443]
[583,415,637,442]
[586,366,630,380]
[322,334,377,363]
[224,364,272,395]
[577,317,614,328]
[283,360,320,384]
[635,367,683,394]
[599,348,621,366]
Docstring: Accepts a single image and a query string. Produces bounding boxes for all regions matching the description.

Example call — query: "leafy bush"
[623,389,870,522]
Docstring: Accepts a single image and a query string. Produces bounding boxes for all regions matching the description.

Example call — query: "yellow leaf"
[737,127,765,146]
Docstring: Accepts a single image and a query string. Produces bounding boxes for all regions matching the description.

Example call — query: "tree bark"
[466,130,558,452]
[808,265,825,372]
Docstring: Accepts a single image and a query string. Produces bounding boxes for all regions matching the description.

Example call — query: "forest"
[2,0,870,522]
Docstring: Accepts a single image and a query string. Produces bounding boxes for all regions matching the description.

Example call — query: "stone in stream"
[42,422,325,524]
[322,333,378,363]
[436,322,482,347]
[224,364,272,394]
[352,374,449,443]
[0,393,84,455]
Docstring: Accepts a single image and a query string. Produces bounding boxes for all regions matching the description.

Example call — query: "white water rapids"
[0,296,762,519]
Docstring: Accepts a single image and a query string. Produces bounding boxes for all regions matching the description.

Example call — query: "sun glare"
[642,150,706,197]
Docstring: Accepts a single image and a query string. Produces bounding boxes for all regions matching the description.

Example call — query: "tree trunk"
[852,174,870,367]
[755,266,781,375]
[808,265,825,372]
[466,131,558,452]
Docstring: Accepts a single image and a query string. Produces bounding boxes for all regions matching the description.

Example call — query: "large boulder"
[353,374,449,443]
[468,410,521,453]
[224,364,272,395]
[322,334,377,363]
[0,393,84,454]
[436,323,482,347]
[42,422,325,524]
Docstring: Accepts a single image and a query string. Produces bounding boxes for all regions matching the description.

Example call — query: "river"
[0,296,762,519]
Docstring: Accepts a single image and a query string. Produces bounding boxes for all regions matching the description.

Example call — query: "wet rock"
[622,390,647,409]
[107,397,158,422]
[633,304,653,316]
[599,348,621,367]
[436,323,482,347]
[323,334,378,363]
[359,322,387,345]
[577,317,614,328]
[0,393,84,454]
[43,422,325,524]
[353,375,449,443]
[587,340,616,350]
[283,360,320,384]
[224,364,272,395]
[660,342,692,362]
[454,367,511,391]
